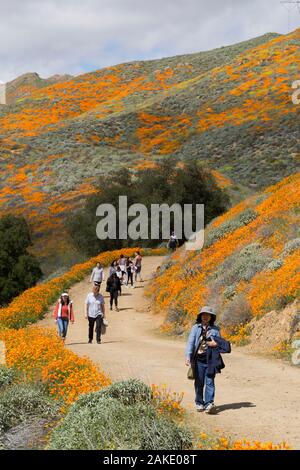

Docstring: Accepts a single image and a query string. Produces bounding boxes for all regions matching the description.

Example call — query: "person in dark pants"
[85,283,106,344]
[125,257,135,288]
[168,232,178,252]
[185,306,220,414]
[106,273,121,312]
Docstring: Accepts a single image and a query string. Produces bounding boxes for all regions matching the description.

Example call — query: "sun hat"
[199,306,216,317]
[61,292,69,297]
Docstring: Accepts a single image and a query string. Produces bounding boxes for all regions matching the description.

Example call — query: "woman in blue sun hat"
[185,306,231,414]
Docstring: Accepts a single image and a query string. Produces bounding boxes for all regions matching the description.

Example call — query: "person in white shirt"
[115,266,123,295]
[90,262,105,288]
[168,232,178,252]
[85,283,106,344]
[118,254,127,282]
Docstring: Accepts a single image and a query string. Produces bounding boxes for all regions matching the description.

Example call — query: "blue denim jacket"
[185,323,221,361]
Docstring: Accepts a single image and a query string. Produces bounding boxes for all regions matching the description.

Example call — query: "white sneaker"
[196,404,205,412]
[205,403,215,414]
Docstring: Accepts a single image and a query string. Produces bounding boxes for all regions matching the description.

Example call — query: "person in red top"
[53,292,74,340]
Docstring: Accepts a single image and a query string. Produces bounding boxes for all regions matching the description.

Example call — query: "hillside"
[5,73,73,105]
[0,30,299,271]
[147,173,300,354]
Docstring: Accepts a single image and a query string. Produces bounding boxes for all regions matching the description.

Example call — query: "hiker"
[125,257,135,288]
[85,282,106,344]
[185,306,231,414]
[118,254,127,277]
[116,265,124,293]
[109,260,118,277]
[168,232,178,252]
[90,262,105,288]
[134,251,143,282]
[106,272,121,312]
[53,292,74,340]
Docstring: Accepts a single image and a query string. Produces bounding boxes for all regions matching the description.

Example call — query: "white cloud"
[0,0,298,82]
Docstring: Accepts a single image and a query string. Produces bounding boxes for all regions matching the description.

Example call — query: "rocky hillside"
[0,29,299,270]
[147,173,300,354]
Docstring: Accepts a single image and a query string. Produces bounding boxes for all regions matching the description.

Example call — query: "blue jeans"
[57,318,69,338]
[194,360,215,406]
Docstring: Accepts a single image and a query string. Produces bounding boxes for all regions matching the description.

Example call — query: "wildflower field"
[147,173,300,342]
[0,29,298,267]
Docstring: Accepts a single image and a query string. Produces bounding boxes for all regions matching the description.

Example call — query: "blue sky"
[0,0,299,82]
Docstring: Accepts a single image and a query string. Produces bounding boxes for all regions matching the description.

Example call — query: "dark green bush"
[0,215,42,306]
[67,159,229,257]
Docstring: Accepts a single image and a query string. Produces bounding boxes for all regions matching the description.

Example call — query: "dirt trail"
[40,256,300,449]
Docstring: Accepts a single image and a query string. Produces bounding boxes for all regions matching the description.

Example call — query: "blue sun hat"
[199,306,216,317]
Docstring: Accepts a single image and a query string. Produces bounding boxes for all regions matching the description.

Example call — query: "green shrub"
[48,395,192,450]
[0,367,16,388]
[179,265,201,279]
[220,293,252,327]
[75,379,152,408]
[223,285,236,300]
[0,383,59,434]
[156,259,176,276]
[165,307,187,335]
[282,238,300,257]
[216,243,272,286]
[266,259,283,271]
[205,208,257,248]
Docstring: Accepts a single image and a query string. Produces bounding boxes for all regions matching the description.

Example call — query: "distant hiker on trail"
[85,282,106,344]
[106,272,121,312]
[125,257,135,288]
[134,251,143,282]
[53,292,74,340]
[185,306,231,414]
[168,232,178,252]
[116,266,123,294]
[109,260,118,277]
[90,262,105,288]
[118,254,127,277]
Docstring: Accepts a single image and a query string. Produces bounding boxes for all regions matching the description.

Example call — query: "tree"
[67,159,230,257]
[0,215,42,306]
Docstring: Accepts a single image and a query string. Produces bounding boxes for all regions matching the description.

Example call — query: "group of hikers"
[53,249,231,415]
[53,251,143,344]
